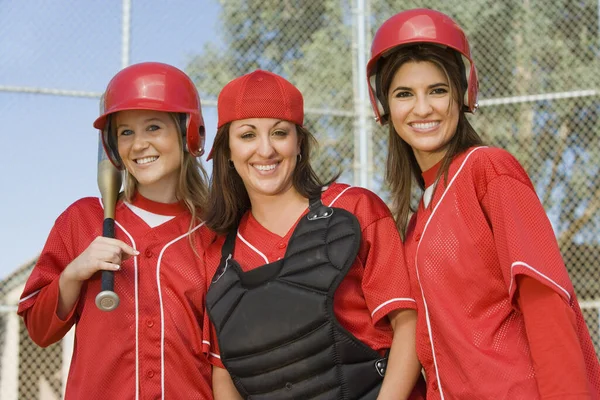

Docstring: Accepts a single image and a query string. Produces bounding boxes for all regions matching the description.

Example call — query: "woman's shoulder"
[193,220,219,247]
[58,197,103,218]
[45,197,105,233]
[460,146,531,182]
[455,146,534,195]
[322,182,392,222]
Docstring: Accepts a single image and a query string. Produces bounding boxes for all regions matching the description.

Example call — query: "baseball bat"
[95,117,123,311]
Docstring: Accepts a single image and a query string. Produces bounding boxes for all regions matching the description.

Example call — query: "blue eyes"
[118,125,161,136]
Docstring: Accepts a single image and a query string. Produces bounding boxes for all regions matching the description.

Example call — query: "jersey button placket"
[274,242,287,260]
[145,248,153,258]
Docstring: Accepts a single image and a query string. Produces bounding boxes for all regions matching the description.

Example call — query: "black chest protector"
[206,197,388,400]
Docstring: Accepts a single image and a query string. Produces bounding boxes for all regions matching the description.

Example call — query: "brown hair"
[377,44,483,237]
[205,123,336,234]
[114,113,209,232]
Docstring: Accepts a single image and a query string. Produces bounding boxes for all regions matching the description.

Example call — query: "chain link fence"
[1,0,599,398]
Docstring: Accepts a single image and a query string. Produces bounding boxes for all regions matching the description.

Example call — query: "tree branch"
[558,184,600,248]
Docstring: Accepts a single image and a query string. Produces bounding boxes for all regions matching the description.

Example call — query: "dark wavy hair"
[205,123,336,234]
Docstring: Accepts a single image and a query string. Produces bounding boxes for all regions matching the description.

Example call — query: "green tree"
[187,0,355,181]
[188,0,600,298]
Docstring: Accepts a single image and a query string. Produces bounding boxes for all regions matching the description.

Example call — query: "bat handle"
[95,218,121,311]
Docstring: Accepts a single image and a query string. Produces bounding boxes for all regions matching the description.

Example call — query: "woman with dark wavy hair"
[202,69,425,400]
[368,8,600,399]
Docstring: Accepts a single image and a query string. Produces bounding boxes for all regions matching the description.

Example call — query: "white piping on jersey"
[330,187,419,319]
[237,185,356,263]
[97,197,142,400]
[509,261,571,302]
[19,289,40,303]
[414,146,487,399]
[370,298,416,318]
[156,221,206,400]
[210,352,221,359]
[328,185,354,207]
[237,232,269,263]
[113,219,139,400]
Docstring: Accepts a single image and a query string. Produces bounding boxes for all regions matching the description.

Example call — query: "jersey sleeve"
[360,212,416,326]
[478,152,574,305]
[516,275,592,399]
[18,209,80,347]
[201,309,225,368]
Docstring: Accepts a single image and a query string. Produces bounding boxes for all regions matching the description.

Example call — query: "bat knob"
[95,290,120,311]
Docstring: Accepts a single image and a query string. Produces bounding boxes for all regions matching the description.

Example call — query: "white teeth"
[254,164,277,171]
[411,122,439,130]
[136,156,158,165]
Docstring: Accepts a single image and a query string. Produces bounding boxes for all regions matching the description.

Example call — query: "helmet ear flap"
[178,113,188,148]
[454,53,469,94]
[452,53,473,112]
[180,113,205,157]
[197,125,206,157]
[374,58,390,125]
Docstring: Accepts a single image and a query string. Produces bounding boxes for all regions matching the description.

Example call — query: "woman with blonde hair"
[19,62,215,399]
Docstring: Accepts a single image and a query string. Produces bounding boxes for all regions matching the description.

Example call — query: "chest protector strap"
[207,196,388,399]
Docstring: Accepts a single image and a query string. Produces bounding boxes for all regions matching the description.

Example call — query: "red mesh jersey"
[405,146,600,399]
[203,183,425,399]
[18,197,216,400]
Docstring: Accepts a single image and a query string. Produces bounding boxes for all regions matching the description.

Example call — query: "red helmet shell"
[367,8,478,124]
[94,62,205,169]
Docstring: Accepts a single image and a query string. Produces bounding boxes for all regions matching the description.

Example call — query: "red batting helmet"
[93,62,206,169]
[366,8,478,124]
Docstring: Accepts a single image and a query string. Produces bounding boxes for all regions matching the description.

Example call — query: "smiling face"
[228,118,301,201]
[115,109,182,202]
[387,60,459,171]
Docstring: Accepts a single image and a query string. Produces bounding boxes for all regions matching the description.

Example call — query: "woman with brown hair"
[202,69,425,399]
[368,8,600,399]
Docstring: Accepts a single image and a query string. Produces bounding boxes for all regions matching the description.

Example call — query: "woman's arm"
[57,236,137,318]
[377,308,421,400]
[213,366,243,400]
[517,275,591,399]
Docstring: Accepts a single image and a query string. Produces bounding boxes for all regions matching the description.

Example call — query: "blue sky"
[0,1,221,279]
